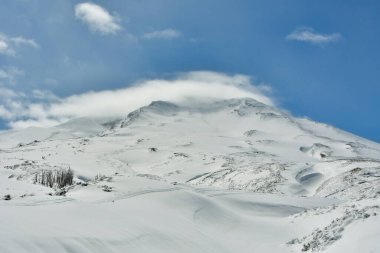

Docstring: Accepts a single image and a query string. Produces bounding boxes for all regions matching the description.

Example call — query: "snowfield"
[0,98,379,253]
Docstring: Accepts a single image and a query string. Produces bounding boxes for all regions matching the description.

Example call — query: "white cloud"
[286,27,342,45]
[0,87,58,125]
[75,2,122,35]
[0,33,39,56]
[0,87,23,98]
[143,29,182,40]
[10,36,39,48]
[0,88,25,120]
[0,67,24,85]
[9,118,61,129]
[0,105,13,119]
[0,71,274,129]
[0,40,13,55]
[31,89,60,101]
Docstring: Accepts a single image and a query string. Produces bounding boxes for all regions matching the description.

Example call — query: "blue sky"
[0,0,379,142]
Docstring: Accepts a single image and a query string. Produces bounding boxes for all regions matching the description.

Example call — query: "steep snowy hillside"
[1,98,379,253]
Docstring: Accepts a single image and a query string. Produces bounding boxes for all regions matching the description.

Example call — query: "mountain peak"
[1,96,380,253]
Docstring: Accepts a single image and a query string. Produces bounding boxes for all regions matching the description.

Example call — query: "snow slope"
[0,98,379,253]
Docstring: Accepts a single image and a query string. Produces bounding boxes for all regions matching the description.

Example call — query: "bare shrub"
[3,194,11,200]
[34,168,74,188]
[94,174,112,182]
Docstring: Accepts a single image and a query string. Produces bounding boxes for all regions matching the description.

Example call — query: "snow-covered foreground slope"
[1,98,379,253]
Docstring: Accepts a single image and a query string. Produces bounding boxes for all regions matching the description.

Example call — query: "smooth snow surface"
[1,98,379,253]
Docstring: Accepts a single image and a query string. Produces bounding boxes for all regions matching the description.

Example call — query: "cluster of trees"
[34,168,74,188]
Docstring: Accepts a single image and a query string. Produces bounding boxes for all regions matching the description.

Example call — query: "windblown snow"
[1,98,379,253]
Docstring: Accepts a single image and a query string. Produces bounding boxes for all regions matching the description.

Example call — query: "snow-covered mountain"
[1,98,379,253]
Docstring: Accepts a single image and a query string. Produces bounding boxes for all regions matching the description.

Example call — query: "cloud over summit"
[0,72,274,129]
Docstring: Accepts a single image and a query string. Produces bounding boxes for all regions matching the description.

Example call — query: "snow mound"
[300,143,332,159]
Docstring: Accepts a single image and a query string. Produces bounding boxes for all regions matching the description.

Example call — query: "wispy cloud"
[0,33,39,56]
[11,36,39,48]
[75,2,122,35]
[286,27,342,45]
[0,66,24,85]
[0,71,274,129]
[0,86,59,123]
[0,87,25,120]
[0,39,12,55]
[143,29,182,40]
